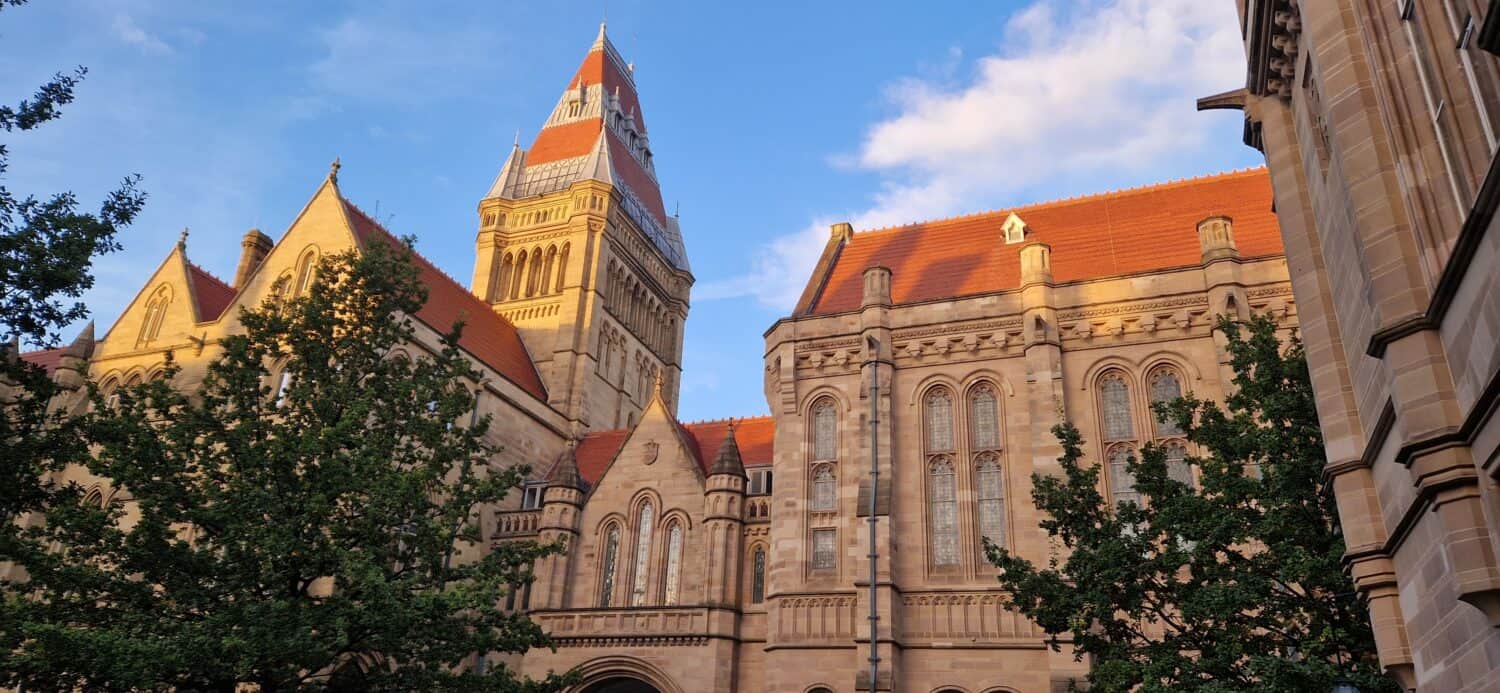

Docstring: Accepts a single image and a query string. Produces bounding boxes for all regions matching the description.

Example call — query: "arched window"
[1098,372,1135,441]
[662,522,683,606]
[1149,368,1185,437]
[554,242,570,294]
[294,250,318,297]
[812,398,837,460]
[599,523,621,607]
[969,383,1001,450]
[630,501,655,606]
[136,286,170,348]
[541,245,557,296]
[750,548,766,604]
[526,247,543,297]
[495,252,514,302]
[269,273,292,304]
[925,387,955,451]
[1164,441,1193,489]
[811,464,836,512]
[929,458,958,565]
[509,250,526,300]
[1109,446,1141,508]
[976,453,1006,551]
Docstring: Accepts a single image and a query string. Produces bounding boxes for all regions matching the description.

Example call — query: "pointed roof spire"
[708,421,747,479]
[579,127,616,186]
[63,321,95,361]
[548,438,585,490]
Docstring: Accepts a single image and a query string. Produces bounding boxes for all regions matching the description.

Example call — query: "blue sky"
[1,0,1261,423]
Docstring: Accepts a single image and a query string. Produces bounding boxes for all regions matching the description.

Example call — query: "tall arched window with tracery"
[929,458,958,566]
[812,398,837,461]
[1149,368,1185,437]
[661,521,683,606]
[975,453,1006,551]
[1148,367,1193,489]
[925,387,958,565]
[598,523,621,607]
[811,464,836,512]
[630,501,655,606]
[495,252,514,302]
[554,242,569,294]
[969,383,1000,451]
[136,286,170,348]
[293,250,318,297]
[750,547,766,604]
[1097,371,1141,509]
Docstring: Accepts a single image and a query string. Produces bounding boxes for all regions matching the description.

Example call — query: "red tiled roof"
[187,263,235,322]
[606,130,668,224]
[573,415,775,486]
[342,201,548,401]
[807,169,1283,315]
[20,347,67,374]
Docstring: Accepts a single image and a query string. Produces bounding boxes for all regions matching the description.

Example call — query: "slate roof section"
[19,347,67,374]
[342,200,548,401]
[805,168,1282,315]
[571,416,775,487]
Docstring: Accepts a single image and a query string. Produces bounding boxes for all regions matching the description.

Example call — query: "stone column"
[531,445,583,610]
[856,265,897,691]
[1197,215,1249,390]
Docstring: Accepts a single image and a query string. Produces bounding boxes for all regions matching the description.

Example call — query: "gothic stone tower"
[471,24,691,433]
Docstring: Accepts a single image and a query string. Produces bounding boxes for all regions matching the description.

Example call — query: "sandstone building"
[21,24,1302,693]
[1204,2,1500,690]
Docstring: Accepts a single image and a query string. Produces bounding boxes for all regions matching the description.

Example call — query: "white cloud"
[112,14,172,55]
[699,0,1246,311]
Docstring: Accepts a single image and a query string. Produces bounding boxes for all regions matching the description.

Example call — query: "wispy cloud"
[699,0,1245,310]
[309,9,501,105]
[112,13,172,55]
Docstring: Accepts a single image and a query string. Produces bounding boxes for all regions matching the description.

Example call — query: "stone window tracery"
[136,286,170,348]
[1108,445,1142,508]
[751,547,766,603]
[1149,368,1185,437]
[662,522,683,606]
[630,501,655,605]
[1099,372,1135,441]
[1164,441,1193,489]
[925,388,955,451]
[811,464,836,512]
[293,250,318,297]
[598,523,620,607]
[976,453,1007,551]
[812,398,837,460]
[969,384,1001,450]
[929,457,959,566]
[811,528,836,570]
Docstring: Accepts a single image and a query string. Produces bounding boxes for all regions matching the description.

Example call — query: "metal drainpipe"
[866,335,881,692]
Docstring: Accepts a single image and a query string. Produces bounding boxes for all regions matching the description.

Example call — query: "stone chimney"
[1019,242,1053,285]
[1197,215,1238,263]
[861,265,892,308]
[830,221,854,244]
[233,229,274,289]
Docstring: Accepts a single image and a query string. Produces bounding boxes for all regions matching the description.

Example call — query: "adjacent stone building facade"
[16,23,1311,693]
[1206,2,1500,690]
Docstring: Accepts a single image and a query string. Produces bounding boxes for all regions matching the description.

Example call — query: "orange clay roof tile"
[808,168,1281,314]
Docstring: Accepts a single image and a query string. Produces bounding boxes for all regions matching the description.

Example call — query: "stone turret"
[531,440,585,610]
[703,422,747,607]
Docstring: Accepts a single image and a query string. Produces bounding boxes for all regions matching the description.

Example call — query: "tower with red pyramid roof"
[471,23,691,433]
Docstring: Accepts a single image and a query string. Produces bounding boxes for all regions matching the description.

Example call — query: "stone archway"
[579,677,662,693]
[571,655,682,693]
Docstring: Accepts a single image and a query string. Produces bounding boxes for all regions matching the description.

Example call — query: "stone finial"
[177,227,189,251]
[708,421,746,479]
[1197,215,1238,262]
[328,157,341,184]
[861,265,892,308]
[548,439,584,491]
[830,221,853,244]
[1019,242,1053,285]
[233,229,274,289]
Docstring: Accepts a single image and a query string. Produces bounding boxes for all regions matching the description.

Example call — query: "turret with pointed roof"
[708,421,747,479]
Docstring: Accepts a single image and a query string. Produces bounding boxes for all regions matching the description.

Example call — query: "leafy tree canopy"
[989,316,1393,692]
[3,240,570,692]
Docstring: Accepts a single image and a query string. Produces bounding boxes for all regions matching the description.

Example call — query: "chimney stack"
[1197,215,1238,263]
[233,229,274,289]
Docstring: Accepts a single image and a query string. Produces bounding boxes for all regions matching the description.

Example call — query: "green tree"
[3,240,570,692]
[989,315,1392,692]
[1,0,145,537]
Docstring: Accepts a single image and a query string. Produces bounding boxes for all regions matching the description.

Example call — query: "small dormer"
[1002,212,1028,244]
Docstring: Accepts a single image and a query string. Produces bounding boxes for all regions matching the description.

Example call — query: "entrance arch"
[580,678,661,693]
[571,655,682,693]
